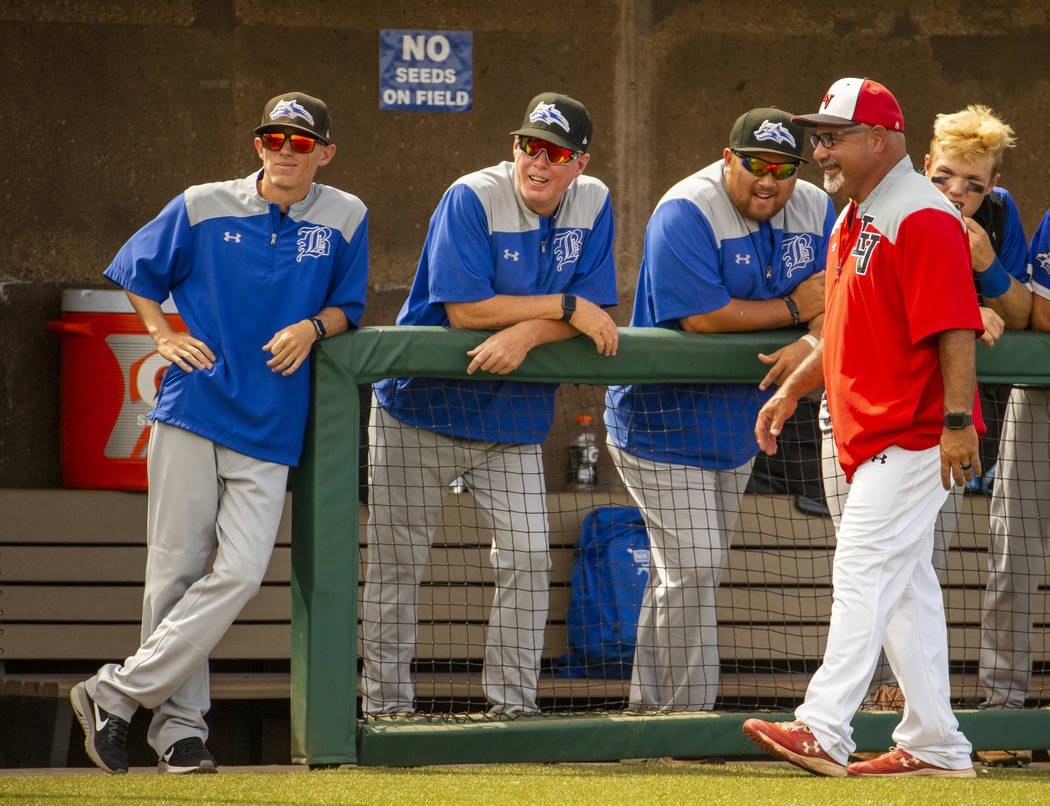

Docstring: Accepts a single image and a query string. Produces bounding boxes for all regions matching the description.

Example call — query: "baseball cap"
[255,92,332,143]
[729,107,807,163]
[510,92,593,154]
[792,78,904,131]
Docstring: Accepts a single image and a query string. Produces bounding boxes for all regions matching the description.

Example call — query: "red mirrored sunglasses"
[517,135,581,165]
[259,131,321,154]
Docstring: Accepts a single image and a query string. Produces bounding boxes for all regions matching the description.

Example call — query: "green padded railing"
[290,326,1050,766]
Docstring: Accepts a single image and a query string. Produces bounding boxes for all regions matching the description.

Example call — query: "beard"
[820,159,846,195]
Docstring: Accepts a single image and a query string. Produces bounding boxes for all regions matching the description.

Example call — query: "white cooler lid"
[61,288,178,314]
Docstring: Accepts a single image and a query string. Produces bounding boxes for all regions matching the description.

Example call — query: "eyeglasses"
[809,126,872,150]
[259,131,321,153]
[517,135,581,165]
[930,174,986,195]
[731,150,799,180]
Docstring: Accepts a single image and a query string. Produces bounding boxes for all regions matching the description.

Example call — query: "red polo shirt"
[823,158,985,481]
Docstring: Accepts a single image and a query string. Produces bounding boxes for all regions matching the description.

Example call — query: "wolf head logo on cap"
[269,99,315,127]
[754,120,797,148]
[529,102,571,133]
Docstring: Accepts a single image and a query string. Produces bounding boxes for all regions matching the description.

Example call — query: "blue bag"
[554,505,650,679]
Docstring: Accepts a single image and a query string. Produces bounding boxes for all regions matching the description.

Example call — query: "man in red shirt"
[742,78,984,778]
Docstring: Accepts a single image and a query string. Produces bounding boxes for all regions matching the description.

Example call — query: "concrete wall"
[4,1,1050,486]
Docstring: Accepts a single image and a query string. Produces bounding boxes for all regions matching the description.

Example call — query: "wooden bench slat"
[7,584,1021,635]
[0,585,291,621]
[1,624,290,660]
[0,546,291,583]
[0,490,297,547]
[0,673,290,699]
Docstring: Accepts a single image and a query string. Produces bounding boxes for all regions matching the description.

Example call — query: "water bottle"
[567,414,598,490]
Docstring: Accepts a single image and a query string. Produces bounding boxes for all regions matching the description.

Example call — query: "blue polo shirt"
[374,161,617,444]
[104,171,369,466]
[605,160,835,470]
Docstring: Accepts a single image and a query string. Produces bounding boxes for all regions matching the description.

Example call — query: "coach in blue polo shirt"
[362,92,619,716]
[605,107,835,711]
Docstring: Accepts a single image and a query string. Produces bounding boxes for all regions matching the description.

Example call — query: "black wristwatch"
[560,293,577,322]
[944,412,973,430]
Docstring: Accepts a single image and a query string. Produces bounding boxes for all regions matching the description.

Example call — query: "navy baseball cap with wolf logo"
[729,107,807,163]
[511,92,593,154]
[255,92,332,143]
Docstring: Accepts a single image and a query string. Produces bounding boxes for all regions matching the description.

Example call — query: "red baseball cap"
[792,78,904,131]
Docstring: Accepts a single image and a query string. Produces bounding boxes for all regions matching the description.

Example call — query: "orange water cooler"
[47,288,186,489]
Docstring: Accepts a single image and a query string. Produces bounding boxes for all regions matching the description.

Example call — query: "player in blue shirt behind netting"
[362,92,619,716]
[605,107,835,711]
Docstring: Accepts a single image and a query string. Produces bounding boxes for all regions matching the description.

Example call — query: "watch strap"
[310,317,327,341]
[561,293,577,322]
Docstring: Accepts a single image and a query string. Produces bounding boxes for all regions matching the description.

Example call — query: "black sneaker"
[159,737,218,774]
[69,682,130,774]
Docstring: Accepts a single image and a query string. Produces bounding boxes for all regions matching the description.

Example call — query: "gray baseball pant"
[87,422,288,756]
[361,401,550,715]
[980,386,1050,707]
[607,439,752,711]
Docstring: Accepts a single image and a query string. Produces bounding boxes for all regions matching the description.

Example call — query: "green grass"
[1,762,1048,806]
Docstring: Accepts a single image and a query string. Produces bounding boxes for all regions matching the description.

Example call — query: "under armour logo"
[224,231,241,243]
[503,249,519,262]
[802,741,820,754]
[735,254,751,264]
[871,454,887,464]
[899,755,918,768]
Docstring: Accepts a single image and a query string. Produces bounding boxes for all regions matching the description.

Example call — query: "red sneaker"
[847,747,976,777]
[742,719,847,777]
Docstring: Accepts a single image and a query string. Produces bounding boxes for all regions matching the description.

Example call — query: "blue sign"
[379,30,473,112]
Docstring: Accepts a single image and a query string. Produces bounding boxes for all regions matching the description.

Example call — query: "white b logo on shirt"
[553,229,584,272]
[297,226,332,262]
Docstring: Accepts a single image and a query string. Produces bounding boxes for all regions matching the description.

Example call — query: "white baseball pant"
[819,394,960,693]
[796,444,973,769]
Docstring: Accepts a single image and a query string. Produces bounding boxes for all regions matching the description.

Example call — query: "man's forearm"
[983,277,1032,330]
[446,295,568,330]
[125,290,176,341]
[680,297,799,333]
[938,329,977,412]
[778,340,826,401]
